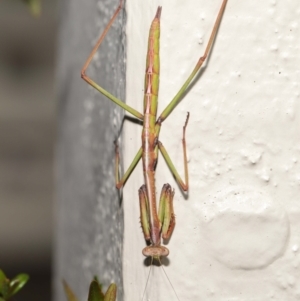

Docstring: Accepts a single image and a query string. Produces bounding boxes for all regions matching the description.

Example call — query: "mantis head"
[142,245,169,259]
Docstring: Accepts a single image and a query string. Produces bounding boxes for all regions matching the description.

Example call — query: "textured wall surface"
[55,0,300,300]
[124,0,300,300]
[54,0,125,300]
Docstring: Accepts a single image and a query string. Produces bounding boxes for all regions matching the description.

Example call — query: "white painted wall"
[124,0,300,300]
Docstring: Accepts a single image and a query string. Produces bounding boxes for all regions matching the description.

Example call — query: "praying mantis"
[81,0,227,261]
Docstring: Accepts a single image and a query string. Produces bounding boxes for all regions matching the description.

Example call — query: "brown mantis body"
[81,0,228,261]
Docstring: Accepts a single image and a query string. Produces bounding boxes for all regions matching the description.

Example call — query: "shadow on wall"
[0,1,57,300]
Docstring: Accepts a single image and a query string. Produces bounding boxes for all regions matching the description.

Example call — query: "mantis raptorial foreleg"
[139,183,175,241]
[82,0,228,261]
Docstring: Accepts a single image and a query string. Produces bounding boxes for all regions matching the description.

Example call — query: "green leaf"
[88,280,104,301]
[104,284,117,301]
[22,0,41,17]
[63,278,116,301]
[8,273,29,297]
[0,276,9,299]
[62,280,79,301]
[0,271,6,282]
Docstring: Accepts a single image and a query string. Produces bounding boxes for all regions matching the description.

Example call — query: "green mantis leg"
[155,0,228,191]
[115,143,143,189]
[158,112,189,191]
[81,0,144,121]
[156,0,228,124]
[82,0,146,189]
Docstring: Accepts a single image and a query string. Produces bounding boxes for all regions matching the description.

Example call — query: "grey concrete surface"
[54,0,125,300]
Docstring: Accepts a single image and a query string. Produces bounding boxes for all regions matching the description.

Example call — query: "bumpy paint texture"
[124,0,300,300]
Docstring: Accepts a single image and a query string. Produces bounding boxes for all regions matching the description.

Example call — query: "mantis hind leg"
[158,112,189,192]
[158,184,175,240]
